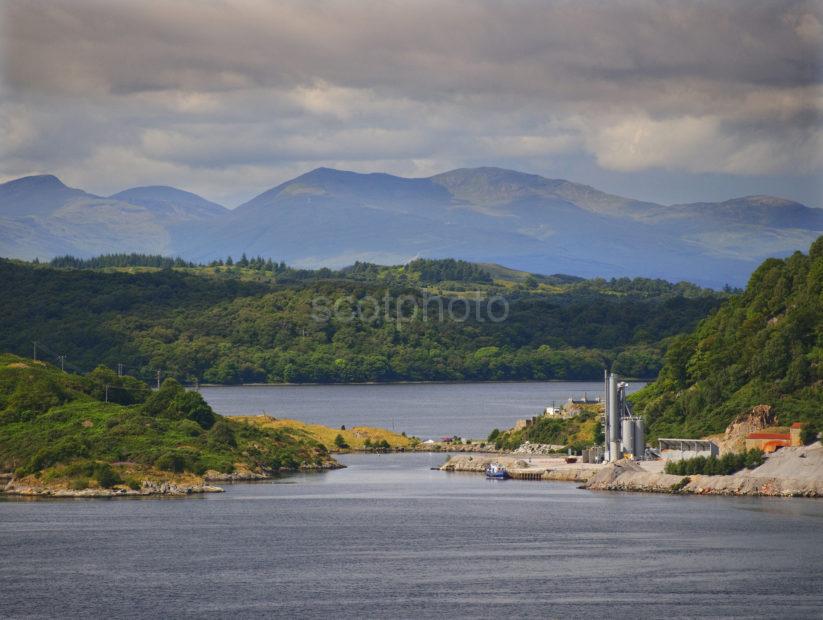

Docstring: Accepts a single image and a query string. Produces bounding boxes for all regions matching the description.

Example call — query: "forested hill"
[633,236,823,439]
[0,257,726,384]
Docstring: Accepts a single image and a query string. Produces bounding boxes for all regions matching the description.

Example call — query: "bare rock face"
[585,461,686,493]
[717,404,777,454]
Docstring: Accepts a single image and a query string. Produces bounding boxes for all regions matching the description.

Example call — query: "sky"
[1,0,822,208]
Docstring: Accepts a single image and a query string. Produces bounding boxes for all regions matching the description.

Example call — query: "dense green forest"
[633,236,823,439]
[0,256,726,384]
[0,354,332,484]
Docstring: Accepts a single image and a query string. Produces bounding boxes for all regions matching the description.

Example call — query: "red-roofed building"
[746,424,804,452]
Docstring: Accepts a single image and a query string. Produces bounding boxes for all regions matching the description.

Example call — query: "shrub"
[142,379,216,429]
[800,424,819,445]
[208,419,236,447]
[334,434,349,449]
[93,463,121,488]
[664,449,764,476]
[155,452,186,473]
[69,477,90,490]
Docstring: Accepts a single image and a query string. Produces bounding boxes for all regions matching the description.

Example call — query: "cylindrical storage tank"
[634,418,646,460]
[621,418,636,458]
[608,374,619,443]
[609,440,621,462]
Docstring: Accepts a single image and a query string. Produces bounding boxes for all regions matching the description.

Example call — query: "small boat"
[485,463,509,479]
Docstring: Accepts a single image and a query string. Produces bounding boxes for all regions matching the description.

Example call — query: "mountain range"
[2,167,821,287]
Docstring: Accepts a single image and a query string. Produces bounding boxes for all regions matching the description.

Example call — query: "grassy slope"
[491,405,602,451]
[234,416,414,450]
[632,236,823,440]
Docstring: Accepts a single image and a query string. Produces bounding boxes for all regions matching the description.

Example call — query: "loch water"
[1,453,822,618]
[198,381,645,439]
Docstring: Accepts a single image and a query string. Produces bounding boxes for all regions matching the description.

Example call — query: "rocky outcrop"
[204,470,269,482]
[2,479,224,497]
[714,404,777,454]
[585,444,823,497]
[512,442,565,455]
[585,460,687,493]
[542,467,599,483]
[439,455,500,472]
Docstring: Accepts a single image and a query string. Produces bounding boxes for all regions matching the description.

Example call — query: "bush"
[155,452,186,473]
[69,477,90,490]
[800,424,819,445]
[93,463,121,488]
[142,379,216,429]
[334,434,349,449]
[208,419,236,447]
[664,449,764,476]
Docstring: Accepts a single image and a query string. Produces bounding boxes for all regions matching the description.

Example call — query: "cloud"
[0,0,821,205]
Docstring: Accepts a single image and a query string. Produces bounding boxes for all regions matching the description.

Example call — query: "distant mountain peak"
[2,174,69,190]
[725,195,806,208]
[110,185,226,220]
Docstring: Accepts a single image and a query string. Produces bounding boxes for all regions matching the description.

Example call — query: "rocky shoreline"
[1,460,346,498]
[2,479,225,498]
[440,444,823,498]
[586,445,823,497]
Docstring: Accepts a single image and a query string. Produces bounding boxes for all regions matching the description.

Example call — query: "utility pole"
[117,363,124,377]
[58,355,66,372]
[32,341,37,362]
[105,384,109,403]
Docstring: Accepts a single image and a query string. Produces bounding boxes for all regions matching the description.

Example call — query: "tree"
[334,434,349,449]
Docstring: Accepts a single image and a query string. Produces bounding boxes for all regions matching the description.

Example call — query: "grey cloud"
[0,0,821,206]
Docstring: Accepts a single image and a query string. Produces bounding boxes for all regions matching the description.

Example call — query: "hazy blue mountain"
[0,176,224,260]
[0,175,91,217]
[1,167,821,287]
[110,186,227,222]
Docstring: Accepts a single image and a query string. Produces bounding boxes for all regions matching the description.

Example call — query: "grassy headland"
[0,354,338,495]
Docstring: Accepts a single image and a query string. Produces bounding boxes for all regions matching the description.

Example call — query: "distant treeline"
[48,253,494,285]
[51,253,198,270]
[0,258,726,385]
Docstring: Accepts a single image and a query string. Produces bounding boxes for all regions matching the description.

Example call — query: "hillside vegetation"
[0,257,724,384]
[633,236,823,439]
[0,354,334,489]
[489,406,603,452]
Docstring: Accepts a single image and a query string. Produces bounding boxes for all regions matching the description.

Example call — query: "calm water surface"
[1,453,822,618]
[199,381,645,439]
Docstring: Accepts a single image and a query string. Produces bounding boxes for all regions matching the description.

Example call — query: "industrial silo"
[634,418,646,459]
[621,418,636,458]
[608,373,619,444]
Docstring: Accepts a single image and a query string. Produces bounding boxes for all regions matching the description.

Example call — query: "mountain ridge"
[1,167,821,287]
